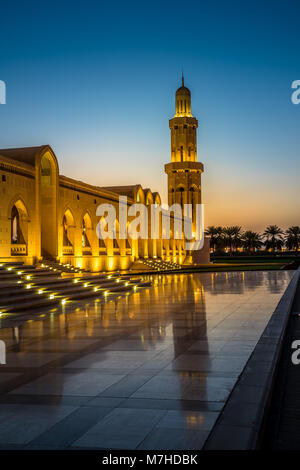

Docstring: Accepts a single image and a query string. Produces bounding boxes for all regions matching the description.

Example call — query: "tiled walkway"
[0,271,293,449]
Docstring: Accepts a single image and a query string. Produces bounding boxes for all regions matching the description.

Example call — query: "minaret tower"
[165,75,204,232]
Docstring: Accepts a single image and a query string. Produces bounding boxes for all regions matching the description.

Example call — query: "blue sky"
[1,0,300,230]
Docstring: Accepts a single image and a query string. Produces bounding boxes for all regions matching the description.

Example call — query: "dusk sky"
[1,0,300,232]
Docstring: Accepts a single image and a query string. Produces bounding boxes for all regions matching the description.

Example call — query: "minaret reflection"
[169,274,208,354]
[167,274,209,407]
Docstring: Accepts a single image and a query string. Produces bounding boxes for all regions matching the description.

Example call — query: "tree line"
[205,225,300,253]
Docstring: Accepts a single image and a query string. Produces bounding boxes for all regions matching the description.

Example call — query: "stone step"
[0,282,24,292]
[25,274,119,287]
[0,261,24,266]
[0,296,59,313]
[0,273,19,279]
[0,291,50,305]
[23,270,61,277]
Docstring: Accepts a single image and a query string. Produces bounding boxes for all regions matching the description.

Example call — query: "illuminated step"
[0,291,50,305]
[0,282,25,292]
[0,296,59,313]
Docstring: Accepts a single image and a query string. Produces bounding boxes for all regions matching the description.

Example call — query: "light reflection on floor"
[0,270,294,450]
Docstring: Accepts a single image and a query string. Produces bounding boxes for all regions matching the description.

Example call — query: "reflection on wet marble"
[0,270,293,449]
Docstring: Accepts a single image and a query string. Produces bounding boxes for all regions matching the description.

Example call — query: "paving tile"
[28,406,112,448]
[72,408,165,449]
[156,409,218,431]
[132,374,237,402]
[65,351,158,370]
[10,371,125,396]
[138,427,210,450]
[0,404,77,444]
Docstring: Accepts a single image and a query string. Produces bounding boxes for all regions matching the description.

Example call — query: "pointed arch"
[135,186,145,204]
[62,208,75,254]
[39,147,59,257]
[144,189,153,206]
[9,197,30,255]
[82,212,93,249]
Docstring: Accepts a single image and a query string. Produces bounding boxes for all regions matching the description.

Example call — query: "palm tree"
[263,225,284,252]
[242,231,263,253]
[231,226,243,252]
[285,226,300,251]
[215,226,225,251]
[223,226,236,253]
[205,226,219,252]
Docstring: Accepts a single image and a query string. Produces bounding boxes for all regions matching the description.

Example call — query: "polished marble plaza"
[0,270,293,449]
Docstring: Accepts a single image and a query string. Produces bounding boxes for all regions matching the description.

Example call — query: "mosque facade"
[0,79,209,270]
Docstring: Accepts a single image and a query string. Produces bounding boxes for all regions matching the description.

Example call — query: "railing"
[82,247,92,256]
[63,246,74,255]
[11,244,27,256]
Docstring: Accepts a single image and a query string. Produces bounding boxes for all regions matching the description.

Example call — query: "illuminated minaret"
[165,75,204,232]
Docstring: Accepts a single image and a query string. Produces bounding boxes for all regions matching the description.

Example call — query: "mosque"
[0,78,209,271]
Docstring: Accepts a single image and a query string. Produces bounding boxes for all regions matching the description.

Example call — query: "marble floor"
[0,270,293,450]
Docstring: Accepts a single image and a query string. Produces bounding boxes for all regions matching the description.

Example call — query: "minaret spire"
[181,68,184,87]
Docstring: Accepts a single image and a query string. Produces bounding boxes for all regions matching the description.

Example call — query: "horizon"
[1,0,300,232]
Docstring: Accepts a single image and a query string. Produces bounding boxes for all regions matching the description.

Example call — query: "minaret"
[165,75,204,232]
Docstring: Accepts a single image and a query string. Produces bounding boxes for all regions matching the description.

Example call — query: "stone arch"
[39,148,59,258]
[144,190,153,206]
[62,208,75,255]
[8,195,29,220]
[80,209,94,230]
[9,198,29,256]
[153,193,162,258]
[98,215,108,252]
[135,187,145,204]
[112,218,120,251]
[153,193,161,206]
[125,221,132,254]
[176,185,185,207]
[144,190,154,257]
[82,212,93,250]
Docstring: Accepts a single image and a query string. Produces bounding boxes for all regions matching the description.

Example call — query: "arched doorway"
[62,209,75,255]
[40,153,58,258]
[10,200,29,256]
[82,212,92,255]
